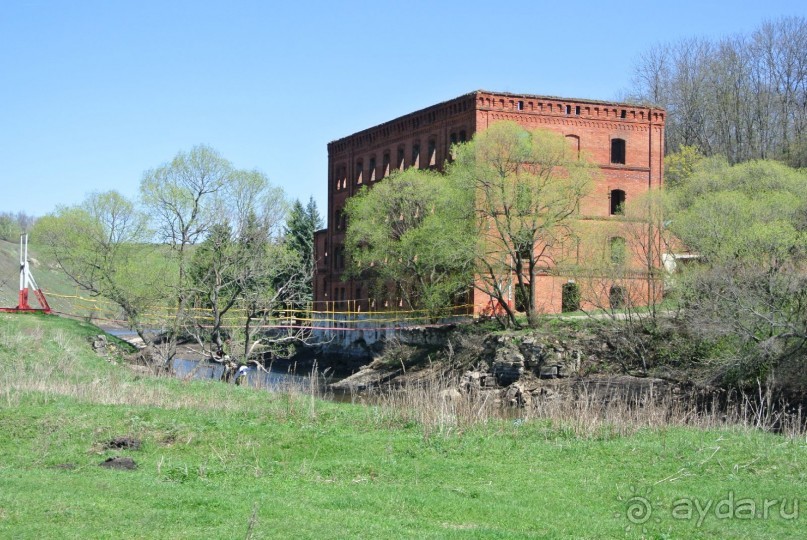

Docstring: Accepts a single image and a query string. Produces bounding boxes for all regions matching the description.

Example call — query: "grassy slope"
[0,239,120,321]
[0,314,805,539]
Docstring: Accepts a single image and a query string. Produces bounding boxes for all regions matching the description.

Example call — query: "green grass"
[1,313,805,539]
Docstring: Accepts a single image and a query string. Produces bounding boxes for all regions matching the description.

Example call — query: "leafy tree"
[344,167,475,317]
[668,159,807,384]
[0,214,15,241]
[187,222,240,354]
[282,196,322,303]
[180,167,311,364]
[139,144,236,361]
[450,121,594,328]
[663,146,703,188]
[32,191,171,344]
[37,146,312,370]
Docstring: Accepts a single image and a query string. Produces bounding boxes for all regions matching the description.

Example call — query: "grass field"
[0,313,805,539]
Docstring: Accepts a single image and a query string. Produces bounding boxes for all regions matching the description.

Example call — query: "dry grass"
[350,374,806,440]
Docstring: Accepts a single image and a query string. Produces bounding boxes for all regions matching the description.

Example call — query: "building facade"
[314,90,665,315]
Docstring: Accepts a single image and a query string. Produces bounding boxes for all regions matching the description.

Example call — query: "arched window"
[334,165,346,191]
[611,138,626,164]
[610,189,626,216]
[397,146,405,170]
[355,160,363,184]
[411,142,420,169]
[369,156,376,182]
[427,139,437,167]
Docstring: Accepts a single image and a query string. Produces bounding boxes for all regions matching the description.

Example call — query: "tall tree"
[33,191,171,346]
[344,168,475,317]
[283,196,322,303]
[629,16,807,165]
[139,145,235,361]
[450,122,594,328]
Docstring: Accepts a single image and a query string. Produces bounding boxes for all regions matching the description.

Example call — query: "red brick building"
[314,90,665,315]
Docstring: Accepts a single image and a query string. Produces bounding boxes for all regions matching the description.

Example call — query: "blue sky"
[1,0,804,218]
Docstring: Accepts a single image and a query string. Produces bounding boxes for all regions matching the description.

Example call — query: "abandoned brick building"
[313,90,666,315]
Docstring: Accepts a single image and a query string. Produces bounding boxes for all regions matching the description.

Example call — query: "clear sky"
[1,0,804,218]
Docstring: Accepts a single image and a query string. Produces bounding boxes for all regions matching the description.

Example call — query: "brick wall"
[314,90,665,315]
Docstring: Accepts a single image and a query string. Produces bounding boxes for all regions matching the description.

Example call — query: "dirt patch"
[104,437,142,451]
[99,457,137,470]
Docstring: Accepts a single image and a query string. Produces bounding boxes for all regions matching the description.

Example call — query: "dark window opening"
[459,130,467,142]
[610,236,626,265]
[450,132,457,144]
[620,109,627,119]
[428,139,436,167]
[355,161,363,184]
[610,189,626,216]
[565,104,571,115]
[610,138,626,165]
[335,208,343,231]
[397,147,405,170]
[515,285,530,313]
[517,100,524,111]
[412,143,420,168]
[575,105,581,116]
[382,152,390,178]
[609,286,626,310]
[369,157,376,182]
[561,282,580,313]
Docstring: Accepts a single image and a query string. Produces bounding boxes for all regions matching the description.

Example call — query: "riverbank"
[1,313,805,538]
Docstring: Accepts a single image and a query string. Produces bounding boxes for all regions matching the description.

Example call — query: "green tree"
[450,121,594,328]
[344,167,475,317]
[187,222,239,354]
[140,144,236,361]
[32,191,170,344]
[282,196,322,303]
[0,214,16,241]
[181,167,309,363]
[663,145,703,188]
[668,159,807,385]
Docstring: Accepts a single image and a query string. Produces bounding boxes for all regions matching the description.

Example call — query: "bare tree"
[630,16,807,165]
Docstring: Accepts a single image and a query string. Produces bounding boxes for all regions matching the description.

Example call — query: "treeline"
[33,145,321,368]
[0,212,37,241]
[629,16,807,166]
